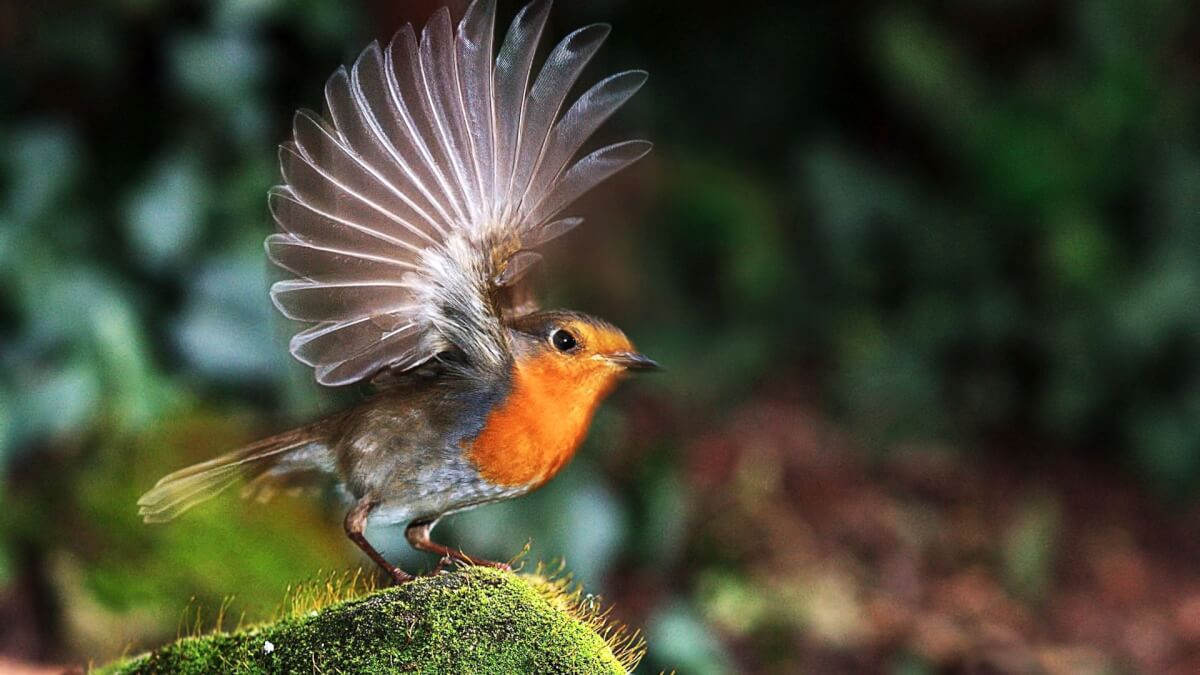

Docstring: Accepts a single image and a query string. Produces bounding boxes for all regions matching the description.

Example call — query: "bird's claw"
[430,553,511,573]
[386,568,415,585]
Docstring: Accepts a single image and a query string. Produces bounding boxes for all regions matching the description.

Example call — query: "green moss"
[99,567,630,674]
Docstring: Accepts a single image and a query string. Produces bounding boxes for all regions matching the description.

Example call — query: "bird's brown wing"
[267,0,650,386]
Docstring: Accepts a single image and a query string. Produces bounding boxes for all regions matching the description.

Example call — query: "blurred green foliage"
[1002,492,1062,601]
[3,0,1200,671]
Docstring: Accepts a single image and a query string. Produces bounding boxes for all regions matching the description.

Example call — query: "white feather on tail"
[137,425,333,523]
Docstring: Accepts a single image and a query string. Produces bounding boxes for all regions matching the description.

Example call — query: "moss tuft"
[99,567,637,674]
[523,563,646,672]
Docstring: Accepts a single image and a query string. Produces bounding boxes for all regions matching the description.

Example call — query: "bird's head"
[508,310,658,401]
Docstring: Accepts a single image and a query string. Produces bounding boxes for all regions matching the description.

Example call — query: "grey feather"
[137,427,334,523]
[270,0,649,386]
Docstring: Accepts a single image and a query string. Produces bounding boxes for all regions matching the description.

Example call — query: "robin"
[137,0,655,583]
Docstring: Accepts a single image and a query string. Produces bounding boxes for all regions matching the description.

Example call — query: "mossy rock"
[100,567,641,674]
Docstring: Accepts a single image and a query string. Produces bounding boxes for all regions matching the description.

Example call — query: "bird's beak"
[607,351,661,372]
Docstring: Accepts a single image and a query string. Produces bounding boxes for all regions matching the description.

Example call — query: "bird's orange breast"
[467,353,618,488]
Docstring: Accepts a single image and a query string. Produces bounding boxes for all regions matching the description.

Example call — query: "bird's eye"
[551,329,578,352]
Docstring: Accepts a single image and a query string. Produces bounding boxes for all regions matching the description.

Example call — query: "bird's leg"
[405,519,512,572]
[344,497,412,584]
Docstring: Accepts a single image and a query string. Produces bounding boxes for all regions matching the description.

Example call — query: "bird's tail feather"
[137,422,333,523]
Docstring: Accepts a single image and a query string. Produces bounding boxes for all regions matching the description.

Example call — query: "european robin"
[137,0,655,583]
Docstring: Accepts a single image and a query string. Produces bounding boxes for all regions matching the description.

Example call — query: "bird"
[136,0,655,584]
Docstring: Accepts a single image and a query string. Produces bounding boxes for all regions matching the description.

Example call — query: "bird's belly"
[363,447,523,526]
[335,384,516,524]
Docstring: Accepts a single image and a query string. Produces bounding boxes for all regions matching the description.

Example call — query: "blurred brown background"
[4,0,1200,672]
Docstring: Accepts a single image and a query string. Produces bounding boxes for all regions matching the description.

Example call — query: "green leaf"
[646,601,733,675]
[7,124,79,225]
[124,153,208,273]
[1002,493,1062,600]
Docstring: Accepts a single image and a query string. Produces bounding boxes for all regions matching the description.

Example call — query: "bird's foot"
[432,553,512,573]
[386,566,415,585]
[404,520,514,573]
[471,558,512,571]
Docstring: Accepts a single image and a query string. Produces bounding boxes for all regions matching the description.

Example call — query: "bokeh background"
[4,0,1200,672]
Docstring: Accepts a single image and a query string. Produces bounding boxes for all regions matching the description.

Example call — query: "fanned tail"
[137,422,335,524]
